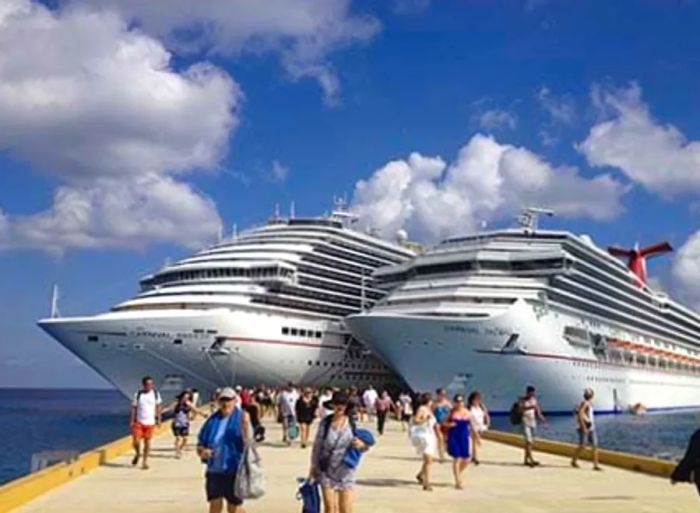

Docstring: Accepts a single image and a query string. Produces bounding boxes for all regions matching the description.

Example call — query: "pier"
[1,419,696,513]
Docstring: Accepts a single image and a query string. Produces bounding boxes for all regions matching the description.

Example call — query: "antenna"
[517,206,554,233]
[231,223,238,241]
[50,284,60,318]
[290,201,296,219]
[274,203,280,220]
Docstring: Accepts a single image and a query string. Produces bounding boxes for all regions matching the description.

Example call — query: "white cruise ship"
[38,204,415,399]
[346,209,700,414]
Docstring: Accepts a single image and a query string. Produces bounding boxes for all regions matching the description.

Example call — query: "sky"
[1,0,700,388]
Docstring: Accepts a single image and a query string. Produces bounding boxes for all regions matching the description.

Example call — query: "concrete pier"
[5,419,697,513]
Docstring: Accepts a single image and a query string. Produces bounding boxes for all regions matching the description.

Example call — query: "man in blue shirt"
[197,387,250,513]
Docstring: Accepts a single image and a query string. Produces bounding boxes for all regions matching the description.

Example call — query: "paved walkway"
[15,417,697,513]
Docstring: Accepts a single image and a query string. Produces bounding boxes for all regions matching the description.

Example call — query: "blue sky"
[1,0,700,388]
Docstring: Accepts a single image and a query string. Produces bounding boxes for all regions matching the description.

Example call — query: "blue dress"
[447,419,471,459]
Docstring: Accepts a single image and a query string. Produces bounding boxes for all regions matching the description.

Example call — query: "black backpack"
[509,399,523,426]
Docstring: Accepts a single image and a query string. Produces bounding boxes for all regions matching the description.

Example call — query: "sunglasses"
[219,397,234,402]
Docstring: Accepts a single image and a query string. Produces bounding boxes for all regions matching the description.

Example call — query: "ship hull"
[346,299,700,413]
[38,307,398,400]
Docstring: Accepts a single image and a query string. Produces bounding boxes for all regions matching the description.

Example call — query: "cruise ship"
[346,209,700,414]
[38,203,415,399]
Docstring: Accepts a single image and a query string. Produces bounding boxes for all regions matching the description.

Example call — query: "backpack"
[509,399,523,426]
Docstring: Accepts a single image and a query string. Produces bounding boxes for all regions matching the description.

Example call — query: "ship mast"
[517,206,554,233]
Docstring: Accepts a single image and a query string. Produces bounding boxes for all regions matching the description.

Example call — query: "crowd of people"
[129,377,610,513]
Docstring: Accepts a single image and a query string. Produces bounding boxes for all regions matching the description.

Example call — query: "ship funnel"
[607,241,672,286]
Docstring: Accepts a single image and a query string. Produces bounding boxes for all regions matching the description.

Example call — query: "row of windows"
[306,360,386,370]
[281,326,323,339]
[145,265,294,288]
[376,258,566,284]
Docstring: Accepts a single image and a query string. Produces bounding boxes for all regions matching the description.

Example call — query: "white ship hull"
[39,307,396,400]
[347,299,700,414]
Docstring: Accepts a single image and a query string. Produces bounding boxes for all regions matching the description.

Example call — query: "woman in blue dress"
[445,394,480,489]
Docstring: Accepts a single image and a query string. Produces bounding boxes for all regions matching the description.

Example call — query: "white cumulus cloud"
[578,83,700,197]
[0,0,239,253]
[69,0,380,105]
[351,134,626,243]
[672,231,700,311]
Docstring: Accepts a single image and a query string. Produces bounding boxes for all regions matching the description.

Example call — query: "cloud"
[0,175,220,253]
[478,109,518,131]
[536,86,576,125]
[351,134,626,242]
[268,160,290,184]
[578,83,700,197]
[0,0,239,252]
[672,231,700,310]
[70,0,380,105]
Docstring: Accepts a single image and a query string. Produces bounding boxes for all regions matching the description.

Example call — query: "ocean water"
[0,388,129,485]
[490,410,699,461]
[0,389,697,485]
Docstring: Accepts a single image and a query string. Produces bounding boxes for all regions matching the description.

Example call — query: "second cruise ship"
[38,202,415,399]
[347,209,700,414]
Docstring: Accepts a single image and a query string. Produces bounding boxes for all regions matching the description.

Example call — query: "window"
[315,331,323,339]
[173,339,183,345]
[291,328,298,336]
[282,327,290,335]
[299,329,307,337]
[87,335,99,342]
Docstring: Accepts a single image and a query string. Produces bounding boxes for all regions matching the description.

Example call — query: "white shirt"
[278,390,297,417]
[470,405,488,432]
[318,393,333,417]
[132,390,162,426]
[363,388,378,408]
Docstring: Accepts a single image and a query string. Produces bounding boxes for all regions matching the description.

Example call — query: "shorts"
[132,422,155,440]
[522,424,536,444]
[172,424,190,437]
[205,472,243,505]
[577,428,598,447]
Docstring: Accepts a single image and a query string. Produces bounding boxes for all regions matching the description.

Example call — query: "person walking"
[162,390,205,459]
[318,387,334,419]
[571,388,602,471]
[398,391,413,432]
[375,390,392,435]
[467,391,489,465]
[433,388,452,463]
[362,385,378,421]
[519,385,546,467]
[409,393,438,491]
[309,391,366,513]
[130,376,162,470]
[444,394,479,489]
[197,387,250,513]
[296,388,319,449]
[278,383,298,446]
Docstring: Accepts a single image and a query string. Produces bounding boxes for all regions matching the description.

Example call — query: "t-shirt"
[132,390,162,426]
[279,390,297,417]
[208,415,231,473]
[522,397,538,428]
[362,389,378,408]
[318,393,333,417]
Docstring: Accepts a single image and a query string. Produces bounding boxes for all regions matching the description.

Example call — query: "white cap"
[219,387,236,400]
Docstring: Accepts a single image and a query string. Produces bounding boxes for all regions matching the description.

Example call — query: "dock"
[2,418,697,513]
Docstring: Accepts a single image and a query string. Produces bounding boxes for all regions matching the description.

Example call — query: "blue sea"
[0,388,697,485]
[0,388,130,485]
